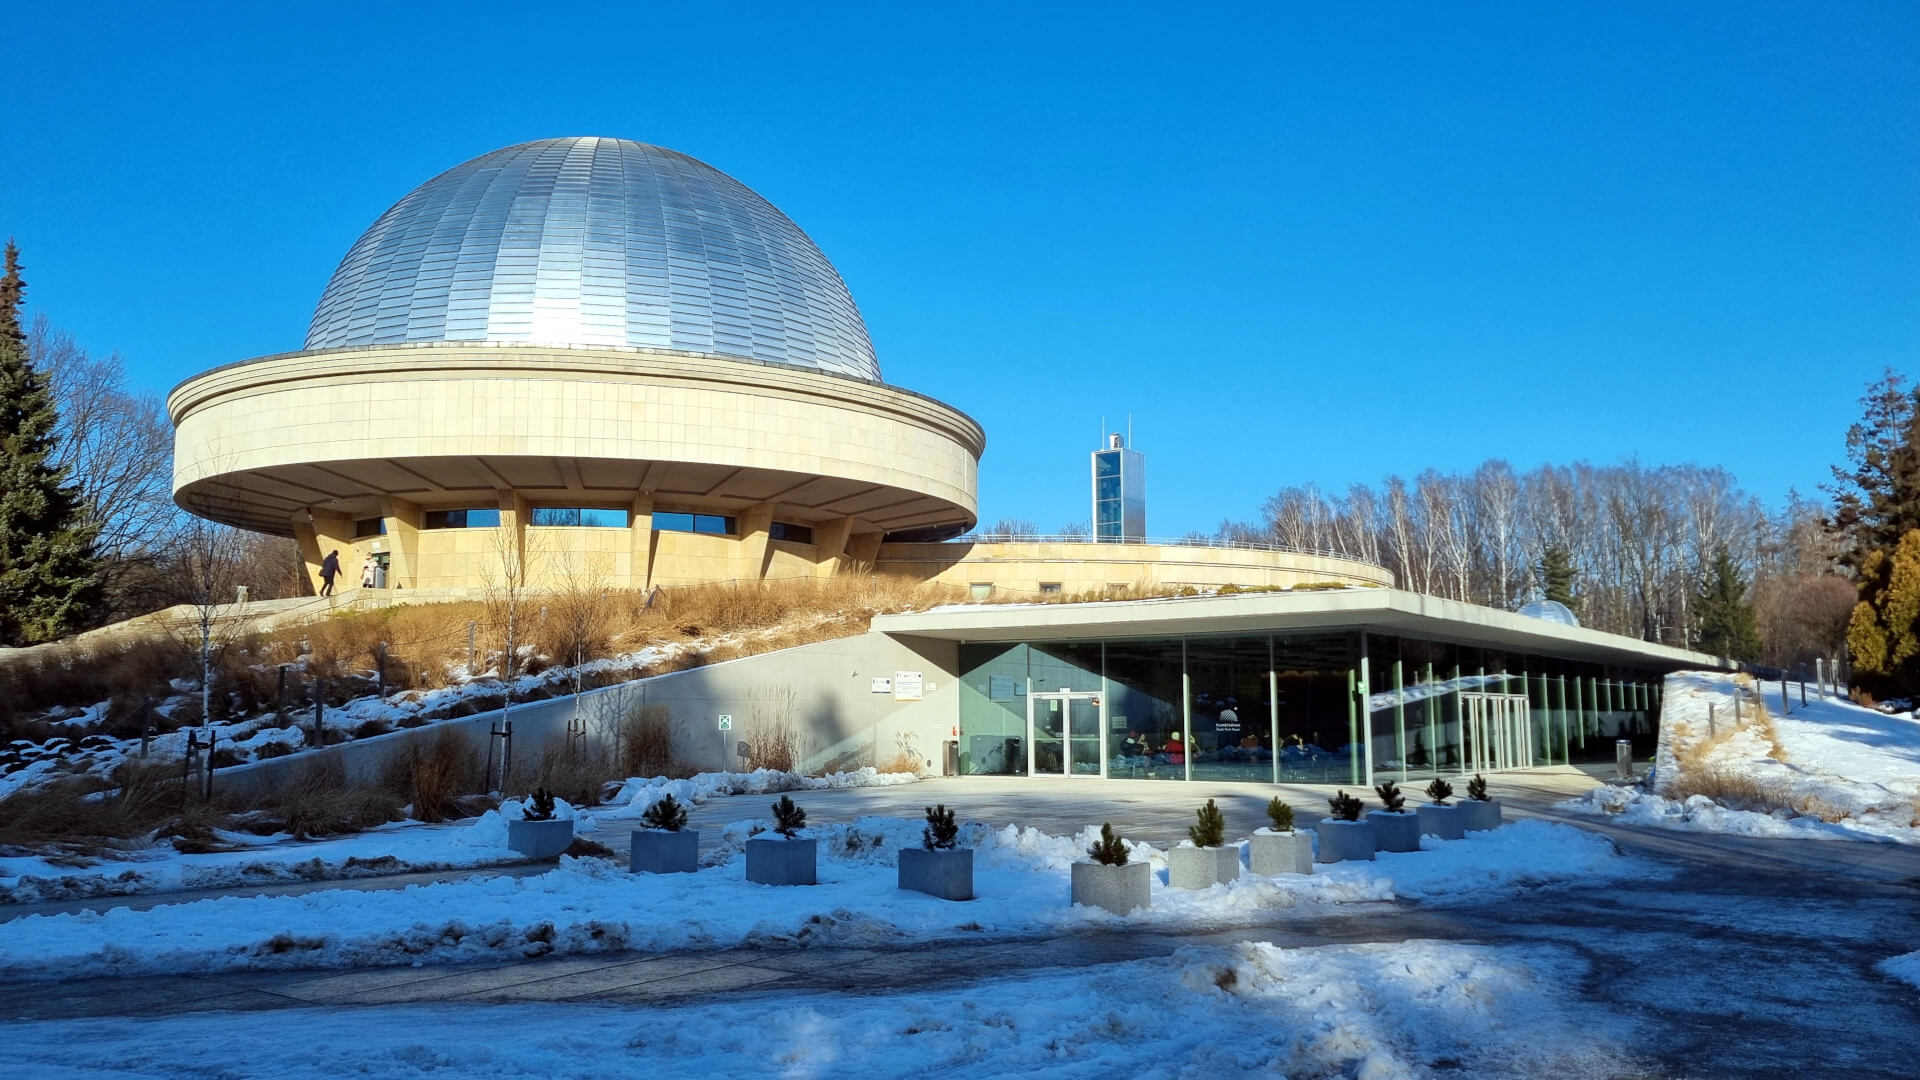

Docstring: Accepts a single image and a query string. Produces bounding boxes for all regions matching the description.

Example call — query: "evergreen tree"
[1846,529,1920,695]
[1828,371,1920,573]
[1537,545,1576,609]
[0,241,102,645]
[1694,547,1763,661]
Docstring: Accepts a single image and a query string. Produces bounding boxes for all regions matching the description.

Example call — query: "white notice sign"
[871,677,893,695]
[717,714,733,731]
[894,671,924,701]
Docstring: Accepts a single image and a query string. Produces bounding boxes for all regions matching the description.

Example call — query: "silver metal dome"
[304,137,880,381]
[1517,599,1580,627]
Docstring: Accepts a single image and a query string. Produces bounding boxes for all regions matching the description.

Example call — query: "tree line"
[1208,460,1849,669]
[0,241,303,646]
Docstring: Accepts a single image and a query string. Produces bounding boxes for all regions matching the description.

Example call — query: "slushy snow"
[0,939,1643,1080]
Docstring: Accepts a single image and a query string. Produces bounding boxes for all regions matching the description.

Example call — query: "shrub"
[273,760,404,840]
[1328,791,1364,822]
[770,793,806,837]
[923,803,959,850]
[1265,796,1295,832]
[619,702,677,779]
[352,719,392,740]
[1086,822,1130,865]
[1424,778,1453,805]
[1187,798,1226,847]
[381,729,482,823]
[1374,780,1407,813]
[523,787,557,822]
[640,792,689,832]
[1466,774,1491,802]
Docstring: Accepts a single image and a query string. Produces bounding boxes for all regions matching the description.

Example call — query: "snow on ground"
[1881,949,1920,994]
[0,819,529,906]
[602,765,921,818]
[1561,670,1920,844]
[0,939,1637,1080]
[0,768,916,905]
[0,817,1629,980]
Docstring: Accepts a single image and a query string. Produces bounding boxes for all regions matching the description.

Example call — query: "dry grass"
[743,685,799,773]
[1666,767,1851,823]
[617,702,678,779]
[380,729,487,823]
[273,759,405,840]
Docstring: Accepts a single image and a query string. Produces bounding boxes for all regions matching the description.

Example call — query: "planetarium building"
[169,137,1383,598]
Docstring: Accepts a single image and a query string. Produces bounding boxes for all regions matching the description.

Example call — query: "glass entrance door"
[1029,692,1104,776]
[1461,692,1534,772]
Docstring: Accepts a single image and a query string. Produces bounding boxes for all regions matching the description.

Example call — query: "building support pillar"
[845,531,884,572]
[813,515,856,578]
[295,508,355,594]
[629,493,655,589]
[380,496,422,590]
[735,501,775,582]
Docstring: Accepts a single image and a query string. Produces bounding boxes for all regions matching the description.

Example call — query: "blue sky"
[5,3,1914,535]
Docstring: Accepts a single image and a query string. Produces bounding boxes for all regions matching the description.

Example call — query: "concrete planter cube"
[630,828,699,874]
[1166,845,1240,889]
[1249,828,1314,875]
[507,818,575,860]
[1070,860,1152,915]
[898,847,974,901]
[1459,798,1503,832]
[1416,804,1466,841]
[745,836,817,886]
[1367,810,1421,853]
[1315,818,1376,862]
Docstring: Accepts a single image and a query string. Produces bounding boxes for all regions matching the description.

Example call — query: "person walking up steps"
[319,549,341,597]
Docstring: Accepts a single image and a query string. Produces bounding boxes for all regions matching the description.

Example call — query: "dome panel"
[1517,599,1580,627]
[304,137,880,381]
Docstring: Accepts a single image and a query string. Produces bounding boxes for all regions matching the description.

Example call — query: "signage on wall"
[987,675,1016,702]
[717,714,733,731]
[871,677,893,695]
[894,671,924,701]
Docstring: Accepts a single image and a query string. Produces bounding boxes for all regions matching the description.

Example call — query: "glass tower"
[1091,434,1146,542]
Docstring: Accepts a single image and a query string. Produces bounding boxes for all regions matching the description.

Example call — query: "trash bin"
[944,739,960,776]
[1615,739,1634,780]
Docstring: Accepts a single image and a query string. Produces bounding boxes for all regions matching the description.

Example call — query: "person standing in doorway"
[360,559,375,590]
[319,549,341,597]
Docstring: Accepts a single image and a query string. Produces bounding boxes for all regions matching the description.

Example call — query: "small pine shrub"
[1374,780,1407,813]
[1265,797,1295,832]
[1424,778,1453,805]
[1188,798,1226,847]
[923,803,959,850]
[1328,791,1364,822]
[1086,822,1130,865]
[640,792,689,832]
[771,793,806,838]
[523,787,557,822]
[1467,773,1491,802]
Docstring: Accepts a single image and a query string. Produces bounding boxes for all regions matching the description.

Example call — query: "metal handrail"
[943,533,1378,563]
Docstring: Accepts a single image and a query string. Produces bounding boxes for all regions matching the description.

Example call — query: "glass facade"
[957,630,1668,782]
